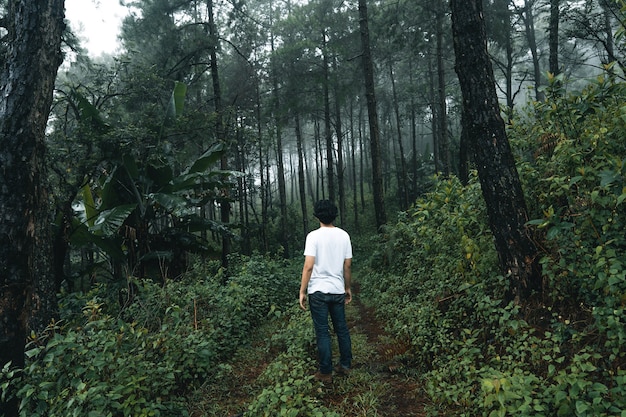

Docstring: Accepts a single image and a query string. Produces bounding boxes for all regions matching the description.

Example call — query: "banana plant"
[65,82,239,284]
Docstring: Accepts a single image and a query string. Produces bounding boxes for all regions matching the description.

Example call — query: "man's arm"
[344,258,352,304]
[299,255,315,310]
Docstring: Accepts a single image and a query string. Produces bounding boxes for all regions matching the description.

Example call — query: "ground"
[331,284,427,416]
[200,282,429,416]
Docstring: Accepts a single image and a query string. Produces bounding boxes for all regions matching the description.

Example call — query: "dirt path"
[335,284,428,416]
[214,283,429,416]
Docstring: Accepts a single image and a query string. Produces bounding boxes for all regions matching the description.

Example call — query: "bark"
[600,0,616,65]
[322,31,335,202]
[409,60,418,201]
[358,0,386,228]
[428,49,440,174]
[0,0,65,415]
[255,82,268,252]
[295,113,309,240]
[549,0,560,76]
[269,10,289,257]
[207,0,230,269]
[521,0,544,101]
[388,60,409,210]
[436,2,450,176]
[333,71,345,225]
[458,108,470,185]
[358,106,366,211]
[349,100,359,229]
[450,0,541,301]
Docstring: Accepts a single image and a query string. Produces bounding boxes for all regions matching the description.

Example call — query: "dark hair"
[313,200,338,224]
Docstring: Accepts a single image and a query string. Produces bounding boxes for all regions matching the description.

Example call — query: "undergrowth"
[359,75,626,416]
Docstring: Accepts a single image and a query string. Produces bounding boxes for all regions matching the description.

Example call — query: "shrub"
[1,254,302,417]
[361,78,626,417]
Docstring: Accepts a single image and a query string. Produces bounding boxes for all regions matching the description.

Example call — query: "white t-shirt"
[303,226,353,295]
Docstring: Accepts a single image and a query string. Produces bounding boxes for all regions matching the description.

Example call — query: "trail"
[212,282,429,416]
[326,283,428,416]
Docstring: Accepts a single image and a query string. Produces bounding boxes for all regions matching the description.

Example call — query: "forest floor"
[324,284,429,416]
[200,281,429,416]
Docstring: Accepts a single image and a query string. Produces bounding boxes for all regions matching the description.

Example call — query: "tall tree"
[358,0,386,228]
[435,1,450,176]
[485,0,516,114]
[207,0,231,268]
[519,0,544,101]
[450,0,541,300]
[0,0,66,415]
[269,0,290,257]
[549,0,561,76]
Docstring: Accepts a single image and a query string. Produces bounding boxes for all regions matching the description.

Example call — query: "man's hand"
[299,292,307,310]
[345,288,352,304]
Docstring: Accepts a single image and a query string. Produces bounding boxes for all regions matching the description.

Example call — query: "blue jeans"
[309,292,352,374]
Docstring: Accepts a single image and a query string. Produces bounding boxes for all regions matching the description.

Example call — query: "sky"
[65,0,129,56]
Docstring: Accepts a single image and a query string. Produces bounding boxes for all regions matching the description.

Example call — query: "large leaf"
[172,169,242,193]
[90,204,137,236]
[68,218,126,260]
[185,142,225,175]
[147,162,174,189]
[81,184,98,227]
[148,193,188,213]
[123,153,139,180]
[165,81,187,121]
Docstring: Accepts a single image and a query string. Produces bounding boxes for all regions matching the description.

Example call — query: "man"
[299,200,353,383]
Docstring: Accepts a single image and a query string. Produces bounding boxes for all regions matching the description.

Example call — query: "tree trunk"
[450,0,541,301]
[600,0,616,65]
[521,0,544,101]
[0,1,65,415]
[358,103,367,211]
[549,0,560,76]
[458,109,470,185]
[358,0,386,228]
[408,60,419,200]
[207,0,231,269]
[267,2,289,257]
[333,69,345,225]
[349,99,359,229]
[256,82,268,252]
[436,2,450,176]
[295,113,309,240]
[388,60,409,210]
[428,49,440,174]
[322,32,335,203]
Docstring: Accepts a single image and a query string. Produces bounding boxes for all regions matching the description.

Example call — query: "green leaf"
[599,170,619,187]
[90,204,137,236]
[148,193,188,213]
[575,400,590,414]
[185,142,225,175]
[81,184,98,227]
[147,163,174,189]
[166,81,187,120]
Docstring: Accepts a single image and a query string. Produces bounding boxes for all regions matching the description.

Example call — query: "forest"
[1,0,626,415]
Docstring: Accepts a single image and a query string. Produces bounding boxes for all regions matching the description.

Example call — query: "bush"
[361,78,626,417]
[1,254,302,417]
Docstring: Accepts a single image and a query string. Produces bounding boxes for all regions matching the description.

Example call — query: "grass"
[186,288,426,416]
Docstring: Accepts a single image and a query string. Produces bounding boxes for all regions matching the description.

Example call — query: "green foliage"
[246,306,340,417]
[361,73,626,417]
[1,254,300,417]
[363,175,501,374]
[4,305,191,416]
